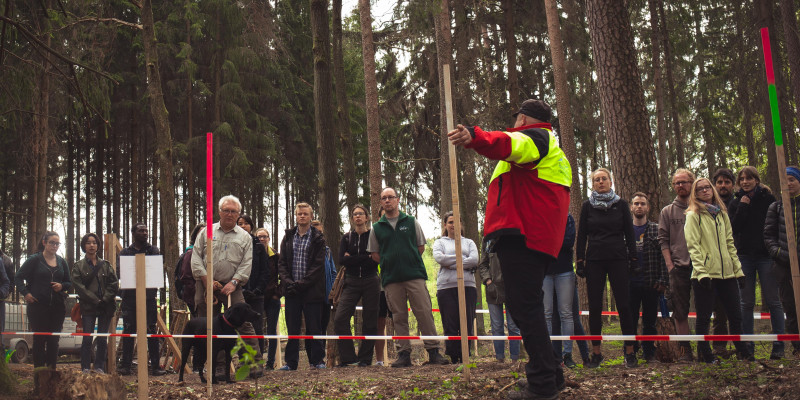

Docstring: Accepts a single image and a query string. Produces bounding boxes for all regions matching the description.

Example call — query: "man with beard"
[714,168,736,208]
[658,169,696,362]
[629,193,668,362]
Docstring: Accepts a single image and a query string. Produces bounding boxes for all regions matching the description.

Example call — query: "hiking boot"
[117,366,132,376]
[585,353,604,369]
[737,351,755,362]
[643,352,657,363]
[150,368,167,377]
[424,349,451,365]
[624,352,638,368]
[517,377,567,392]
[506,387,559,400]
[562,353,577,369]
[391,350,412,368]
[769,351,785,360]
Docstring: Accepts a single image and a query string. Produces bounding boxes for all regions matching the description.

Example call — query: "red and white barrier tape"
[348,306,778,319]
[2,331,797,342]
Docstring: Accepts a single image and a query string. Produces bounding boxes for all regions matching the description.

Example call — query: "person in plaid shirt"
[629,192,668,362]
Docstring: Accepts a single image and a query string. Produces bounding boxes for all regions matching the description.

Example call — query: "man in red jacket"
[449,99,572,400]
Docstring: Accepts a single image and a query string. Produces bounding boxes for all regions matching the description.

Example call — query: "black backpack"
[173,252,187,298]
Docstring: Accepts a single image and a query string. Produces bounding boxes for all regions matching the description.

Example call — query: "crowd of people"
[4,98,800,400]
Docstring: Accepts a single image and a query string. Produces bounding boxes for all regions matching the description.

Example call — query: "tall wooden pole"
[135,254,148,400]
[761,28,800,335]
[442,64,470,382]
[206,133,214,397]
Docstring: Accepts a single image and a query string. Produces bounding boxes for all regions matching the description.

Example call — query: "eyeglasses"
[673,181,693,186]
[695,186,713,193]
[381,195,397,201]
[220,208,240,215]
[48,241,61,246]
[257,235,269,240]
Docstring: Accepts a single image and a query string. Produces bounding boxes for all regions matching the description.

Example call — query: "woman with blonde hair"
[684,178,753,363]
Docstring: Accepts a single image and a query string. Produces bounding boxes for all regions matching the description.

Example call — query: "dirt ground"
[3,342,800,400]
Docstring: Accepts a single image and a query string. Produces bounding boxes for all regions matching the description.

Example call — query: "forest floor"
[3,340,800,400]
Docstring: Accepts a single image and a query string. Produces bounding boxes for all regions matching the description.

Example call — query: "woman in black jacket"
[334,204,380,366]
[729,166,785,358]
[15,231,72,369]
[238,214,270,356]
[764,166,800,356]
[255,227,281,369]
[575,168,638,368]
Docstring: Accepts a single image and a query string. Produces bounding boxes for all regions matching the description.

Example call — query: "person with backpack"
[71,233,119,373]
[175,223,205,315]
[334,204,380,367]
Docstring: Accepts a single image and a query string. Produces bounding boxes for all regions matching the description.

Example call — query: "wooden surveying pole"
[442,63,470,382]
[206,132,214,397]
[761,29,800,336]
[135,254,148,400]
[104,233,121,374]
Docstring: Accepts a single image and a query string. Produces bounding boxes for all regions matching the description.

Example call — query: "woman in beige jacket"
[684,177,753,363]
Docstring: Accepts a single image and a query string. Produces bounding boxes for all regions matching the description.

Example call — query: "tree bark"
[585,0,661,220]
[141,0,179,290]
[310,0,341,263]
[502,0,519,107]
[658,0,684,168]
[332,0,358,211]
[693,6,715,177]
[435,0,453,215]
[544,0,581,221]
[358,0,383,222]
[755,0,784,190]
[647,0,671,203]
[780,0,800,165]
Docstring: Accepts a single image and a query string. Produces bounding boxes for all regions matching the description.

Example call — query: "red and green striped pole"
[760,27,800,336]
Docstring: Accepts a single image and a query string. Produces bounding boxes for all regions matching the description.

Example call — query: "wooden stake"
[104,233,121,374]
[761,28,800,338]
[135,253,148,400]
[206,132,214,397]
[442,63,470,382]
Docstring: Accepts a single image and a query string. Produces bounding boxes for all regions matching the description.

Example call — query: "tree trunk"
[30,8,51,253]
[755,0,784,190]
[693,6,715,177]
[502,0,519,107]
[544,0,581,221]
[585,0,661,220]
[647,0,671,203]
[780,0,800,165]
[658,0,684,168]
[358,0,383,222]
[332,0,358,211]
[67,124,75,263]
[310,0,341,262]
[141,0,180,291]
[435,0,453,215]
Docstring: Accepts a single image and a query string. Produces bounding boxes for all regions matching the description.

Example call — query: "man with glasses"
[658,168,696,362]
[334,204,380,367]
[368,188,449,367]
[118,223,166,376]
[191,195,253,316]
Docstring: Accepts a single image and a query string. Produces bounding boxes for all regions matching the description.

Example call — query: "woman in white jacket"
[433,211,479,364]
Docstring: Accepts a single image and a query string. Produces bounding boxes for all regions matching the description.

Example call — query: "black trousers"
[245,295,266,354]
[284,297,324,368]
[264,298,282,368]
[120,301,161,370]
[692,278,750,362]
[437,286,477,363]
[629,284,659,357]
[586,259,635,346]
[28,301,65,368]
[495,236,562,397]
[334,274,381,364]
[774,265,800,351]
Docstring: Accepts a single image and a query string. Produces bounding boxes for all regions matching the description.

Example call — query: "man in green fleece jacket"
[368,187,449,367]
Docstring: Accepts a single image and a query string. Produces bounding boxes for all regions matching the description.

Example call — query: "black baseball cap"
[512,99,552,123]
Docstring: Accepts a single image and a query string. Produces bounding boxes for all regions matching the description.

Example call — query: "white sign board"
[119,255,165,289]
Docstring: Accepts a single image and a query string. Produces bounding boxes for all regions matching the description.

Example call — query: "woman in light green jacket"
[684,177,753,363]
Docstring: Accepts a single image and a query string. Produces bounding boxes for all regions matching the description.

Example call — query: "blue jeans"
[81,309,111,371]
[552,280,590,362]
[740,255,786,355]
[543,272,574,355]
[488,302,520,360]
